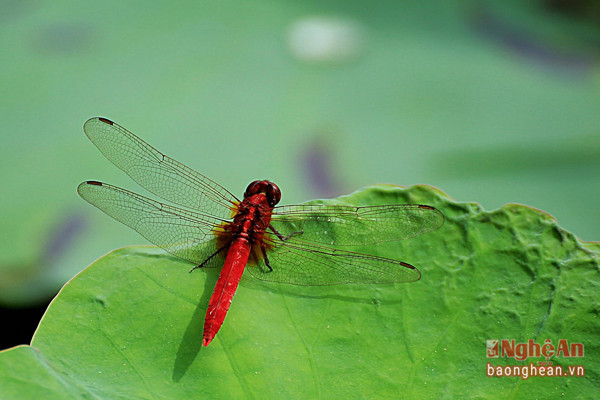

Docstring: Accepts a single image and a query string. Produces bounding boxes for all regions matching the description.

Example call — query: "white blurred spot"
[287,16,367,63]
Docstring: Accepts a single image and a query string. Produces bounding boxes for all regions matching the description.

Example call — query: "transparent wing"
[78,181,228,266]
[271,204,444,246]
[83,117,238,219]
[247,236,420,285]
[246,203,443,284]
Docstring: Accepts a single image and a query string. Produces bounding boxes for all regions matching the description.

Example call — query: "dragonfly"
[78,117,444,346]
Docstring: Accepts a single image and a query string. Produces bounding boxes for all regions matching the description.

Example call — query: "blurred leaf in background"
[1,0,599,346]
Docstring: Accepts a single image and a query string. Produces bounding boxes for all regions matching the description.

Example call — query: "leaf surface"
[1,185,597,399]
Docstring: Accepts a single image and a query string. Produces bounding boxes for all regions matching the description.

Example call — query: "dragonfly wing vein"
[247,236,421,285]
[271,204,444,246]
[84,117,238,219]
[78,181,227,265]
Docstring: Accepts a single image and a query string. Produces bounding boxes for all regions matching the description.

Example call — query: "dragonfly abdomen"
[202,237,251,346]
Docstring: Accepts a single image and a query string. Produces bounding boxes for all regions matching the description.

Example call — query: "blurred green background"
[1,0,599,339]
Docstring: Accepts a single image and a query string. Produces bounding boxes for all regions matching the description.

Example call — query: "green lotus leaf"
[1,185,597,399]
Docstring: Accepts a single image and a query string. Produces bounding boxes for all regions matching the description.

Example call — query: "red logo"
[487,340,499,358]
[486,339,584,360]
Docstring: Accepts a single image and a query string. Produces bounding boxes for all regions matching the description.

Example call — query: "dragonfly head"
[244,180,281,207]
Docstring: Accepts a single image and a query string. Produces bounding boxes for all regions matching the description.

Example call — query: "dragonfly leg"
[189,243,230,273]
[260,242,273,272]
[268,224,303,242]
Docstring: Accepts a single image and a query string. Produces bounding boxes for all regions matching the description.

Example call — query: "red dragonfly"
[78,117,444,346]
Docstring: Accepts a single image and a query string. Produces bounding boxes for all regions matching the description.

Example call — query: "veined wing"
[247,236,420,285]
[270,204,444,246]
[83,117,238,220]
[78,181,227,266]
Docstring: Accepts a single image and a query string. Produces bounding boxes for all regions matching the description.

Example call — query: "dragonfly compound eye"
[243,180,262,198]
[266,182,281,207]
[243,180,281,206]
